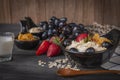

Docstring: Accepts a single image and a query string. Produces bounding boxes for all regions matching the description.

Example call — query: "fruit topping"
[66,33,111,53]
[85,47,95,55]
[36,40,51,56]
[92,33,111,45]
[18,33,36,41]
[102,41,113,48]
[76,33,88,42]
[50,36,62,44]
[69,48,78,53]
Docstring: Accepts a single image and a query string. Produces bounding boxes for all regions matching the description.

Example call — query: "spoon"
[57,68,120,77]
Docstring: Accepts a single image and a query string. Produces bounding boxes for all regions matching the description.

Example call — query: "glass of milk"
[0,32,14,62]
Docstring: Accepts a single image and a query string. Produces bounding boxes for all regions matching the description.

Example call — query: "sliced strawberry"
[47,43,61,57]
[76,33,88,42]
[36,40,51,56]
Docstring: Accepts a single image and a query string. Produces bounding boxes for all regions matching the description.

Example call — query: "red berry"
[47,43,61,57]
[36,40,51,56]
[76,33,88,42]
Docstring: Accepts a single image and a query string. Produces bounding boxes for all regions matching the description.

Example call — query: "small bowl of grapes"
[63,29,120,68]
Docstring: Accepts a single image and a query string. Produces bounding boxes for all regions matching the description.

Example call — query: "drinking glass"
[0,32,14,62]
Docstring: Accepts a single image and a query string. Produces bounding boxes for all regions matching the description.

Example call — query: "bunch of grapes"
[40,16,88,41]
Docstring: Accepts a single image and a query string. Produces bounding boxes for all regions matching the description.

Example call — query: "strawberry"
[36,40,51,56]
[47,43,61,57]
[50,36,61,42]
[49,36,56,43]
[76,33,88,42]
[49,36,63,44]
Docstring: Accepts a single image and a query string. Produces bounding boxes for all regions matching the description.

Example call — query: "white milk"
[0,36,14,59]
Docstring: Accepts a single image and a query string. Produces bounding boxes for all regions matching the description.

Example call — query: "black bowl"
[28,27,44,39]
[14,36,40,50]
[64,29,120,68]
[31,32,43,39]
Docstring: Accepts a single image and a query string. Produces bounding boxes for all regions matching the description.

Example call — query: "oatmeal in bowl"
[64,29,120,67]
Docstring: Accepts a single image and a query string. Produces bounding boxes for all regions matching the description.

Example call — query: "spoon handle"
[57,68,120,77]
[77,70,120,75]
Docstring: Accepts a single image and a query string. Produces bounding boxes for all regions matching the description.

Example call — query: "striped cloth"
[101,43,120,70]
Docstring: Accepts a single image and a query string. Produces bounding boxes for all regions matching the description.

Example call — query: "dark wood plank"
[103,0,112,25]
[94,0,104,24]
[0,0,11,23]
[83,0,94,25]
[10,0,28,24]
[46,0,64,20]
[110,0,120,26]
[0,0,120,26]
[64,0,76,23]
[25,0,37,24]
[0,0,5,23]
[103,0,120,26]
[36,0,46,23]
[74,0,84,24]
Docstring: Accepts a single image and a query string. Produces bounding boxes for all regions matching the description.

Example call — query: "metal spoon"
[57,68,120,77]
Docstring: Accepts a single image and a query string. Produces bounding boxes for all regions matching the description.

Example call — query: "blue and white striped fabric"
[101,43,120,70]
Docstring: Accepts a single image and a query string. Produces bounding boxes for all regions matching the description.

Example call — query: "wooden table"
[0,24,120,80]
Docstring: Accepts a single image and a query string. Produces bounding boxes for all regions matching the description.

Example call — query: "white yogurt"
[66,40,106,52]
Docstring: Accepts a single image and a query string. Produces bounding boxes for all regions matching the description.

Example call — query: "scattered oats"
[48,61,52,65]
[65,58,68,61]
[41,62,44,64]
[65,64,72,68]
[85,22,120,36]
[38,63,41,66]
[43,62,46,64]
[70,68,80,71]
[38,58,80,70]
[38,60,41,63]
[48,65,53,68]
[62,59,67,63]
[53,62,57,66]
[48,63,54,68]
[73,65,78,69]
[55,59,62,63]
[61,65,66,68]
[41,65,44,67]
[57,64,62,69]
[38,60,46,67]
